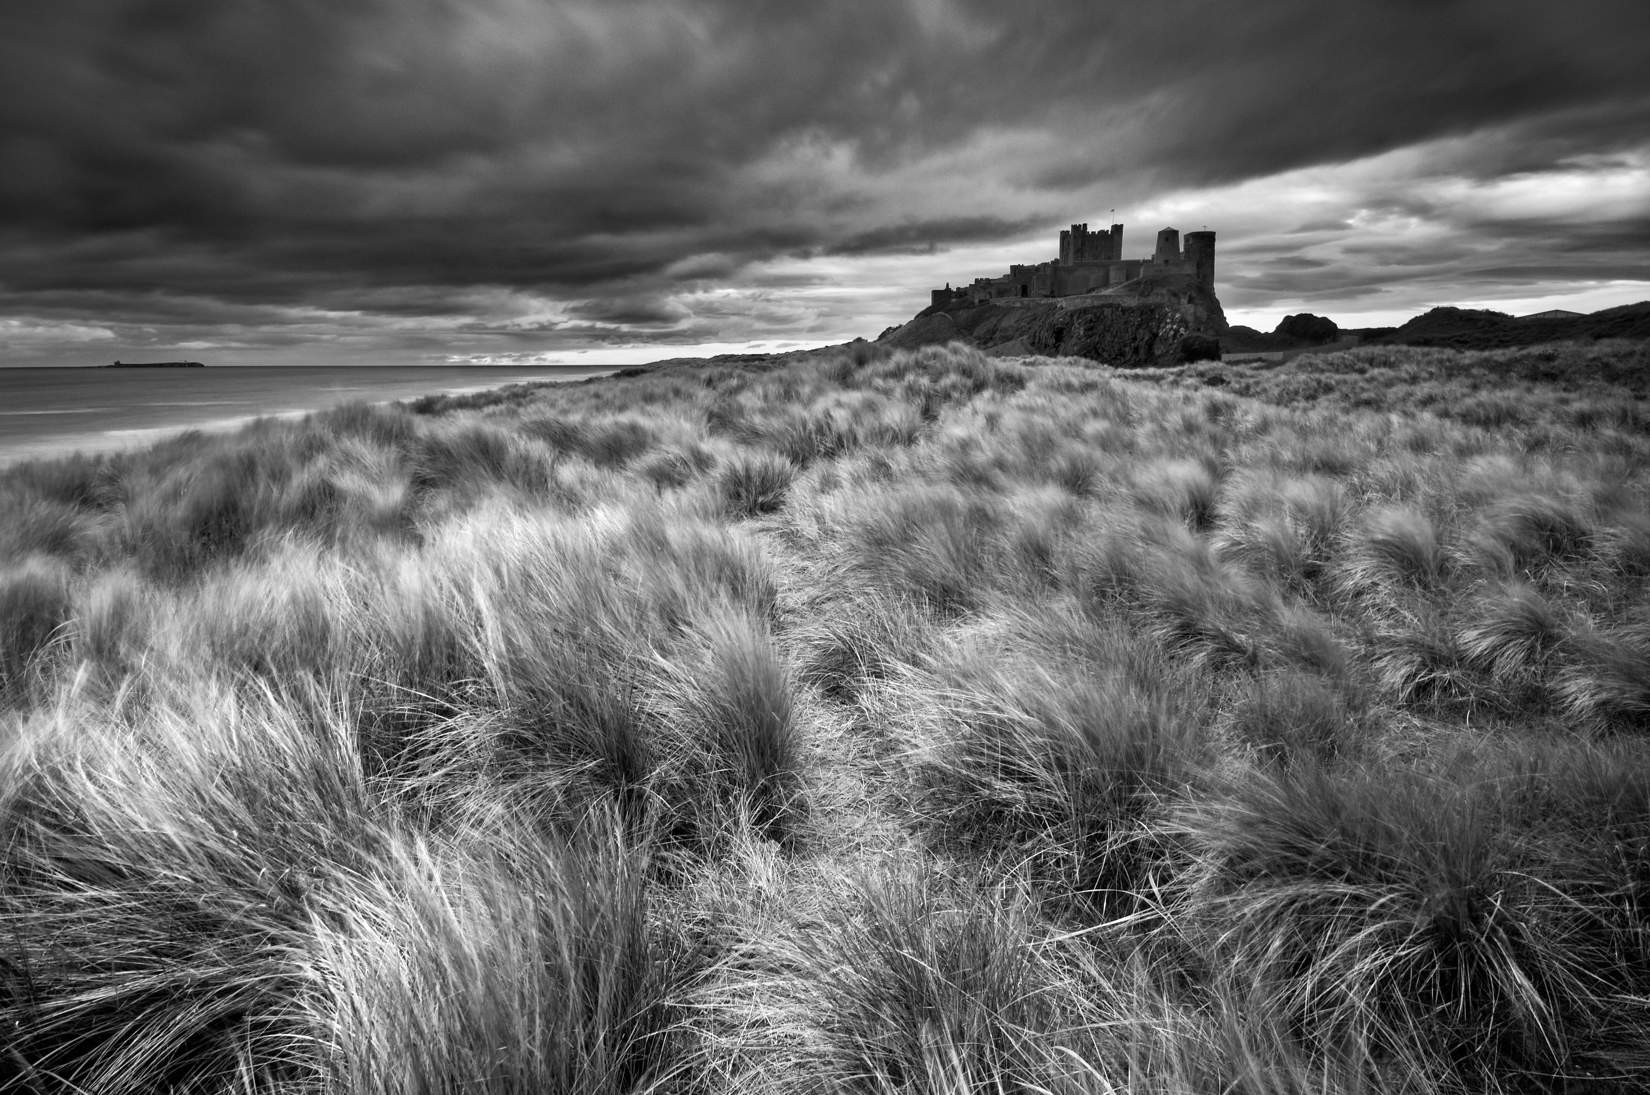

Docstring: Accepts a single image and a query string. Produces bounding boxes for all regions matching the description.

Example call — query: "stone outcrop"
[881,270,1228,367]
[1274,313,1339,344]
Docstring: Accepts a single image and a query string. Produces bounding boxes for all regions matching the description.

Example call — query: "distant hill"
[1221,312,1345,354]
[1221,302,1650,358]
[1354,302,1650,351]
[1596,301,1650,318]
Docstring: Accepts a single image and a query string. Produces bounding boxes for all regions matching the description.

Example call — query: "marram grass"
[2,338,1648,1093]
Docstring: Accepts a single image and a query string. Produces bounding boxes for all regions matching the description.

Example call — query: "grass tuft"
[1176,760,1588,1087]
[0,556,73,704]
[1456,580,1571,701]
[904,627,1203,914]
[652,609,803,846]
[718,450,797,519]
[1353,505,1449,593]
[1473,491,1593,576]
[774,869,1101,1093]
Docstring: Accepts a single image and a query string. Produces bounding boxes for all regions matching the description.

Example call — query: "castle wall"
[1049,258,1145,296]
[935,220,1211,306]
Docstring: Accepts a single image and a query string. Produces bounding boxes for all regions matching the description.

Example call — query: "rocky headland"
[876,269,1228,367]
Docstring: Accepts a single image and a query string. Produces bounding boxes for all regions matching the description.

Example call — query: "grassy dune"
[2,340,1648,1093]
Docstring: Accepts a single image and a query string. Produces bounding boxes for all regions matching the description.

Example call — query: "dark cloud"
[0,0,1646,362]
[824,215,1052,257]
[1264,257,1331,271]
[1291,219,1352,234]
[566,295,693,328]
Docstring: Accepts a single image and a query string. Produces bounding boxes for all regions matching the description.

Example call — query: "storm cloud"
[0,0,1645,362]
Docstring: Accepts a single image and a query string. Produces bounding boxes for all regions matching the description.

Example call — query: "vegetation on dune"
[2,337,1649,1092]
[1159,338,1650,444]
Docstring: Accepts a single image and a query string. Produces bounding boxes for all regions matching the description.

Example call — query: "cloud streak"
[0,0,1645,362]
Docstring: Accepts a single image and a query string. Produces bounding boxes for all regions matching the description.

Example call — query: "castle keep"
[930,221,1215,308]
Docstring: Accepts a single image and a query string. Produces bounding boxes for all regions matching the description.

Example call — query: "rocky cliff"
[877,270,1229,367]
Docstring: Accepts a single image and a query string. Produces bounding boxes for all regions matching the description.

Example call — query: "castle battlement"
[932,219,1214,309]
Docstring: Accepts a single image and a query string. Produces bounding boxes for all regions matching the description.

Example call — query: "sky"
[0,0,1646,366]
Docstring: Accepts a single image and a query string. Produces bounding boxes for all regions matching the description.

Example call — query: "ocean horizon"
[0,363,616,467]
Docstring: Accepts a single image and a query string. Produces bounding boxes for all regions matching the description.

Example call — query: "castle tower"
[1061,223,1092,264]
[1154,227,1180,263]
[1183,231,1215,287]
[1087,226,1112,262]
[1109,222,1124,261]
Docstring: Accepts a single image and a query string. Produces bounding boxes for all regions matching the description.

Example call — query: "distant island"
[106,360,205,368]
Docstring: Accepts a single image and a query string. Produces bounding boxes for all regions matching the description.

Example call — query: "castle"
[930,221,1215,309]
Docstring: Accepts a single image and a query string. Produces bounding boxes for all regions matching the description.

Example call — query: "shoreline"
[0,365,617,470]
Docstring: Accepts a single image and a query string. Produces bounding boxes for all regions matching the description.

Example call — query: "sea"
[0,364,617,468]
